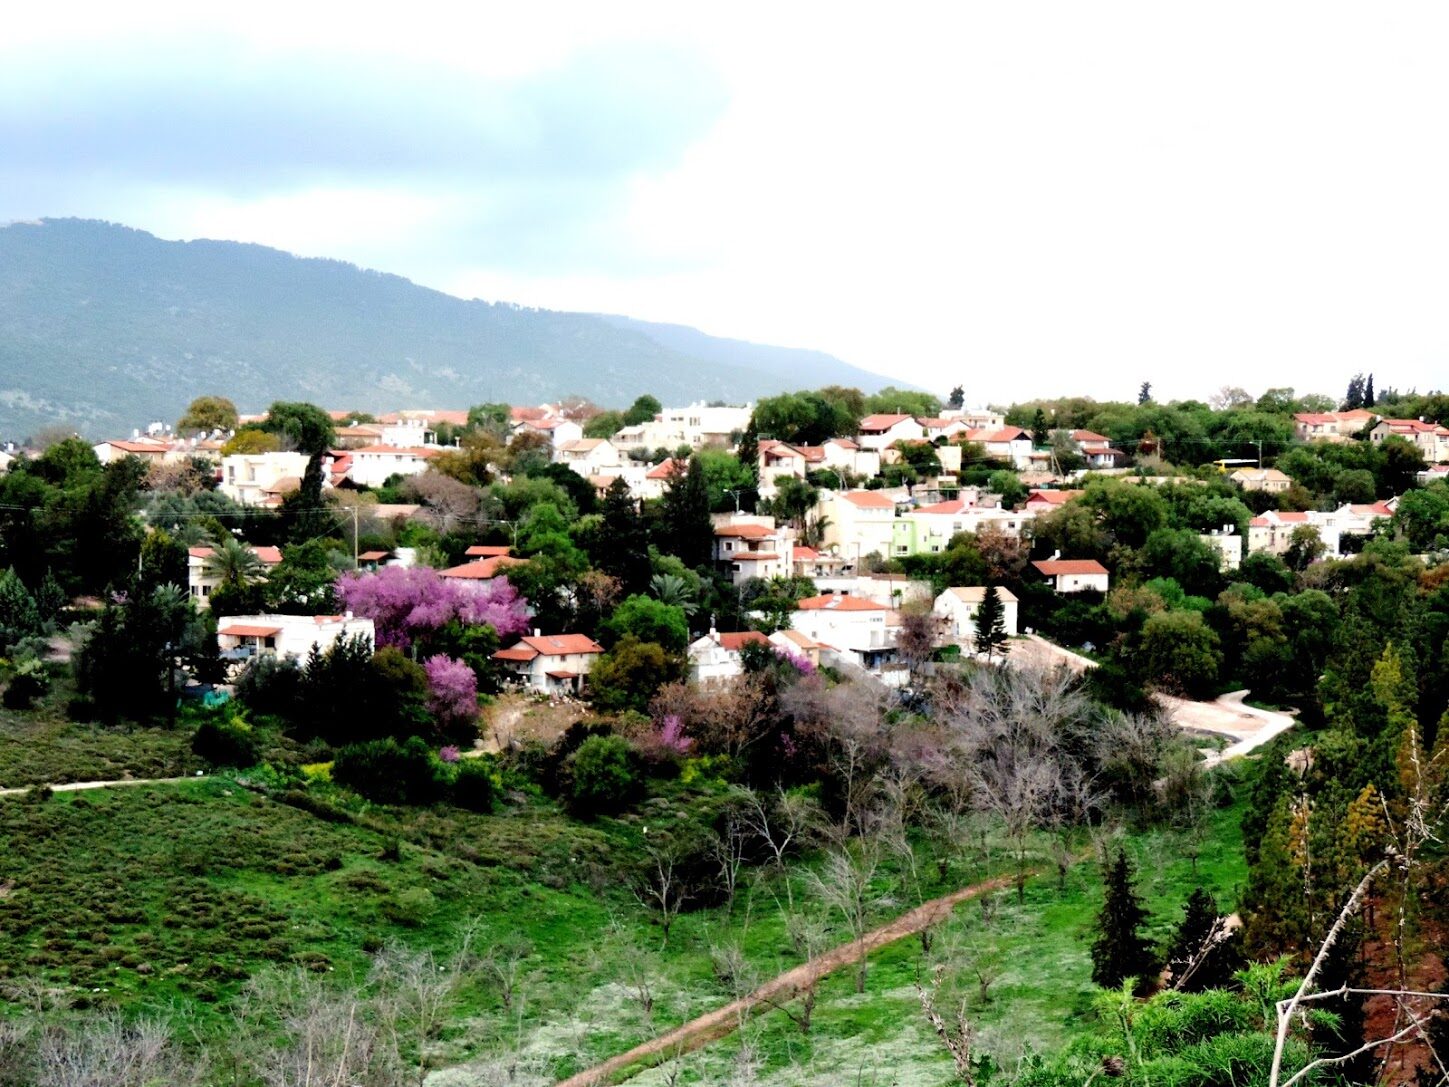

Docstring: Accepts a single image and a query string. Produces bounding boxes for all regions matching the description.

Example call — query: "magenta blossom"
[336,565,529,649]
[438,745,462,764]
[424,654,479,732]
[657,714,694,755]
[773,647,817,675]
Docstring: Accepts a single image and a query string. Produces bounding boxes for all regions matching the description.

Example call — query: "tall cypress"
[598,478,652,596]
[1091,848,1155,990]
[974,584,1008,660]
[661,457,714,570]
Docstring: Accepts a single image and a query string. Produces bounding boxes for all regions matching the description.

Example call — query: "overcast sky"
[5,2,1448,404]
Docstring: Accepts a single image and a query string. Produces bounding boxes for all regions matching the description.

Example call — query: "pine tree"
[1166,888,1241,991]
[973,584,1008,660]
[1091,848,1155,990]
[1031,408,1050,449]
[1137,381,1152,405]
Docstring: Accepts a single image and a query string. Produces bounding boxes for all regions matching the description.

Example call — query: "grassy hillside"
[0,219,897,439]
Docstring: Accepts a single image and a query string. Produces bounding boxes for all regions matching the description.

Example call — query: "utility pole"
[351,504,359,569]
[1254,439,1263,469]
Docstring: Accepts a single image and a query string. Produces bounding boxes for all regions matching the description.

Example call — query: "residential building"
[348,445,441,488]
[492,633,604,696]
[713,516,794,585]
[187,544,283,608]
[856,414,927,452]
[1247,510,1342,557]
[916,417,969,443]
[1198,531,1243,571]
[810,574,934,608]
[379,409,470,429]
[554,438,625,478]
[892,500,1033,557]
[1369,418,1449,464]
[1292,409,1377,443]
[687,629,770,683]
[1334,501,1396,538]
[1024,488,1085,511]
[941,407,1006,430]
[757,440,810,496]
[791,546,849,579]
[1070,431,1126,468]
[611,403,752,451]
[820,437,881,479]
[511,415,584,448]
[933,586,1020,642]
[439,554,528,580]
[1230,467,1293,494]
[92,437,171,466]
[219,451,314,506]
[961,426,1034,468]
[789,594,899,675]
[769,628,825,668]
[216,613,375,666]
[818,489,902,565]
[1032,558,1110,593]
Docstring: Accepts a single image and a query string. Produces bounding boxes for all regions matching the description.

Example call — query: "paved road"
[1007,634,1296,764]
[0,775,205,798]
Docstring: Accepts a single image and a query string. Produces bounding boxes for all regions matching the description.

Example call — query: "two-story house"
[789,594,899,676]
[713,517,794,585]
[1032,558,1110,593]
[856,414,927,452]
[554,439,625,478]
[818,489,902,566]
[1292,409,1377,443]
[933,586,1020,641]
[217,613,375,668]
[1369,418,1449,464]
[187,544,284,607]
[492,633,604,696]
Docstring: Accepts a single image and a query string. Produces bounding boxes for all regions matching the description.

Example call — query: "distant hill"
[0,219,903,440]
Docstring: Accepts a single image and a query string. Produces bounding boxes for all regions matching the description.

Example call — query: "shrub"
[332,736,446,806]
[191,718,261,768]
[451,758,497,813]
[2,662,49,709]
[567,734,641,817]
[382,887,437,927]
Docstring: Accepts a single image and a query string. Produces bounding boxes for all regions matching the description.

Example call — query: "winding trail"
[553,871,1017,1087]
[0,775,204,798]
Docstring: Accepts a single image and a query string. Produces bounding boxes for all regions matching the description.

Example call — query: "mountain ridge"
[0,218,906,439]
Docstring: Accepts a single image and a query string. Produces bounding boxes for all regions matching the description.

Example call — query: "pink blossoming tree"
[423,655,479,738]
[336,566,530,650]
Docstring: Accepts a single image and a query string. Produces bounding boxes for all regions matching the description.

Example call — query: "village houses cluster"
[82,399,1449,695]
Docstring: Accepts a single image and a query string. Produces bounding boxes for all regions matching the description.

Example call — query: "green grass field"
[0,700,1252,1086]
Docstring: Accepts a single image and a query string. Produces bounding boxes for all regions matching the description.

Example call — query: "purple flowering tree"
[424,654,479,737]
[336,566,530,650]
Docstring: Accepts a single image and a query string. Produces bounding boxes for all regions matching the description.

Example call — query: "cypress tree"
[1166,887,1242,991]
[1031,408,1050,449]
[1364,373,1375,407]
[974,584,1008,660]
[598,478,651,596]
[661,457,714,569]
[1091,848,1155,990]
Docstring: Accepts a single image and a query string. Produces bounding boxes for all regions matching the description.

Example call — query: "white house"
[1248,510,1342,557]
[1369,418,1449,464]
[492,633,604,696]
[219,451,315,506]
[613,403,752,451]
[942,408,1006,430]
[915,417,969,443]
[687,629,770,683]
[1032,558,1110,593]
[757,440,810,497]
[856,414,927,452]
[186,544,283,608]
[961,427,1034,468]
[1230,467,1293,494]
[217,613,376,666]
[1293,410,1377,444]
[348,445,441,488]
[933,586,1020,641]
[820,437,881,480]
[93,438,172,466]
[1070,431,1126,469]
[511,416,584,449]
[789,594,899,675]
[554,439,625,477]
[1199,531,1243,571]
[713,516,794,585]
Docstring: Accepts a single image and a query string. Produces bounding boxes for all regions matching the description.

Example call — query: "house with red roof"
[554,438,625,478]
[439,554,527,581]
[1068,430,1126,469]
[219,451,317,506]
[1369,418,1449,463]
[819,489,903,563]
[186,544,284,608]
[788,593,901,677]
[491,633,605,695]
[1031,558,1110,594]
[92,437,172,466]
[892,499,1034,557]
[216,612,375,668]
[1247,510,1342,558]
[856,414,927,452]
[510,414,583,449]
[1024,488,1086,510]
[713,516,794,585]
[959,426,1034,468]
[687,628,771,683]
[1293,409,1377,444]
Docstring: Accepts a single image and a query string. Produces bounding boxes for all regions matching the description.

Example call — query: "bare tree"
[371,930,481,1087]
[917,965,979,1086]
[710,804,752,916]
[896,603,946,687]
[635,842,689,947]
[808,837,885,993]
[481,935,532,1012]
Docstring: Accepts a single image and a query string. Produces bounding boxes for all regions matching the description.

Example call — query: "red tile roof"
[465,545,512,557]
[1026,489,1085,505]
[493,634,604,660]
[793,546,820,561]
[98,439,169,454]
[837,490,895,509]
[731,552,781,562]
[913,499,969,515]
[1033,559,1108,577]
[357,550,389,561]
[717,631,770,651]
[218,624,282,638]
[1250,511,1309,525]
[715,523,775,539]
[859,413,914,431]
[795,594,886,612]
[440,555,526,580]
[647,458,687,479]
[351,445,440,457]
[1071,430,1112,443]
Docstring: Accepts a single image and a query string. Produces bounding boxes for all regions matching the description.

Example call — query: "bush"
[451,757,497,812]
[567,734,641,817]
[332,736,446,806]
[191,718,261,768]
[382,887,437,927]
[2,662,49,709]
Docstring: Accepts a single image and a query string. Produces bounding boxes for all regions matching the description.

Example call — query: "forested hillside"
[0,219,896,439]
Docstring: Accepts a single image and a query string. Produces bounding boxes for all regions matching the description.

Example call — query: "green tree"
[1030,408,1050,449]
[659,457,713,568]
[1138,381,1152,405]
[594,478,652,595]
[1166,887,1242,991]
[863,386,941,417]
[601,595,688,653]
[947,385,965,410]
[0,569,42,652]
[1392,484,1449,551]
[622,395,663,427]
[1137,610,1221,697]
[202,536,265,593]
[466,402,512,438]
[176,395,239,434]
[1090,848,1155,990]
[583,410,625,439]
[973,584,1008,659]
[588,636,685,714]
[1283,524,1326,571]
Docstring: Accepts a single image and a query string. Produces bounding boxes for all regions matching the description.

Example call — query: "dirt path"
[1011,635,1295,765]
[552,871,1016,1087]
[0,775,204,798]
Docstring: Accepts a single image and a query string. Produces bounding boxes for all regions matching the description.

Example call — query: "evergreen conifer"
[974,584,1008,660]
[1091,848,1155,990]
